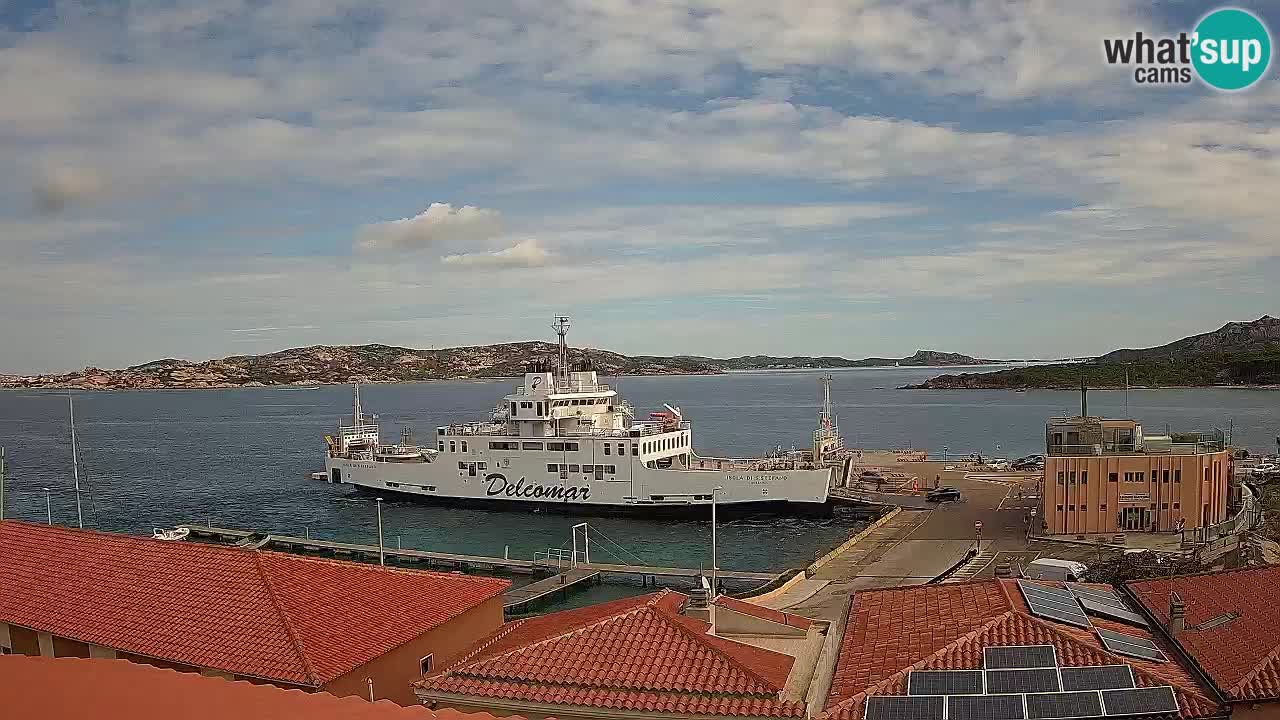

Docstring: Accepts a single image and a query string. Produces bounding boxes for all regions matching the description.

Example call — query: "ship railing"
[442,422,510,436]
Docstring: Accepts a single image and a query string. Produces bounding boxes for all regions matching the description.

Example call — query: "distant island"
[0,345,996,390]
[904,316,1280,390]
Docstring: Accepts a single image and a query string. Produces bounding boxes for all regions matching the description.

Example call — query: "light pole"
[711,486,723,596]
[0,446,6,521]
[376,497,385,566]
[44,488,52,525]
[69,396,83,529]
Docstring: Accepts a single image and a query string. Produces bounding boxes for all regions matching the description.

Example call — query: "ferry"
[322,317,852,515]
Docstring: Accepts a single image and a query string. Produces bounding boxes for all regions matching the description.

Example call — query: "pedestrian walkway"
[942,541,995,583]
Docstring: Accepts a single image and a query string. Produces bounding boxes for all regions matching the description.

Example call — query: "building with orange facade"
[1041,416,1231,535]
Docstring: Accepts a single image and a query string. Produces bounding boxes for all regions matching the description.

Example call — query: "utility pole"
[69,396,83,528]
[376,497,385,566]
[711,486,723,596]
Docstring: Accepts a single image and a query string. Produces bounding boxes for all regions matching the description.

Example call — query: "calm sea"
[1,368,1276,585]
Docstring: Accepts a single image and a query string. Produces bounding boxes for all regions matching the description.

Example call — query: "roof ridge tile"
[655,602,788,691]
[252,552,321,686]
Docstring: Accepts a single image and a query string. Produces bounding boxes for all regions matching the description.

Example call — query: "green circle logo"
[1192,8,1272,90]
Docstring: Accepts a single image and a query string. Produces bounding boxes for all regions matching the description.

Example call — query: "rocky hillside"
[1098,315,1280,363]
[905,316,1280,390]
[2,343,996,390]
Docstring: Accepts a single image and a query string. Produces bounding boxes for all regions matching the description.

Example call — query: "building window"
[1057,505,1064,511]
[1081,472,1087,485]
[1161,503,1169,509]
[1069,471,1076,484]
[1069,505,1075,511]
[1100,504,1107,511]
[1109,472,1118,483]
[522,441,543,450]
[1174,469,1181,483]
[420,654,434,675]
[1173,502,1180,510]
[1162,470,1170,483]
[1057,472,1066,484]
[1136,472,1144,483]
[604,444,611,455]
[1124,472,1133,482]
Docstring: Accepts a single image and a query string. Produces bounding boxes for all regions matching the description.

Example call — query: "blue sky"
[1,0,1278,372]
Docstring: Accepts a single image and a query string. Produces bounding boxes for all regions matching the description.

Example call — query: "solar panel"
[1066,583,1129,610]
[947,694,1026,720]
[1096,628,1167,662]
[1078,597,1149,627]
[1018,582,1093,629]
[985,669,1061,694]
[1100,686,1178,716]
[984,646,1058,670]
[1059,665,1136,692]
[1024,691,1105,719]
[908,670,985,695]
[864,695,944,720]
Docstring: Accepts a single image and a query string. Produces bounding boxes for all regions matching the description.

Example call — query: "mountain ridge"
[1,342,996,390]
[905,316,1280,390]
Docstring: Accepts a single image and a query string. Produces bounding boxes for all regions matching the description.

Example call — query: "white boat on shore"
[152,527,190,541]
[323,318,851,516]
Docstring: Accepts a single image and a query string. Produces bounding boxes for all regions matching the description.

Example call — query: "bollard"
[994,562,1012,578]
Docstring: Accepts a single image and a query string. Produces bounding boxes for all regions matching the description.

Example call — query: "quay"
[177,523,782,612]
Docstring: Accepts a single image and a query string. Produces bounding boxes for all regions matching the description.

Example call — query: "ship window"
[568,464,579,472]
[536,402,543,415]
[511,402,517,415]
[565,442,579,451]
[458,462,467,469]
[438,442,444,452]
[437,428,445,435]
[606,465,616,474]
[489,441,518,450]
[449,441,456,453]
[547,442,564,451]
[461,441,468,452]
[618,443,625,455]
[631,444,638,456]
[522,441,543,450]
[425,485,436,491]
[521,402,532,409]
[547,463,557,472]
[478,462,486,470]
[582,464,593,472]
[603,444,611,455]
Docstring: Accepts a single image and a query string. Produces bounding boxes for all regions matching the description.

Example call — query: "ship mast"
[552,315,571,386]
[353,383,364,427]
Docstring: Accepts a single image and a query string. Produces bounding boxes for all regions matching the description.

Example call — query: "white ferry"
[323,318,850,515]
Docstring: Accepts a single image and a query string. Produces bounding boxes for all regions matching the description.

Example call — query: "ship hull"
[324,451,832,517]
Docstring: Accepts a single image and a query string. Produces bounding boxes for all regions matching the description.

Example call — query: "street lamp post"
[711,486,723,596]
[376,497,385,566]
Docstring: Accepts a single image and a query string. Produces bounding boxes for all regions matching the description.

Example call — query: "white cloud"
[355,203,503,252]
[441,239,552,268]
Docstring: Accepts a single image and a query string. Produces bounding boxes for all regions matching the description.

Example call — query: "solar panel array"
[1096,628,1168,663]
[1066,583,1150,628]
[866,644,1179,720]
[1017,580,1092,629]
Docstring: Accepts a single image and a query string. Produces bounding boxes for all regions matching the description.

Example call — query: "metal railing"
[1047,441,1224,456]
[1182,485,1262,545]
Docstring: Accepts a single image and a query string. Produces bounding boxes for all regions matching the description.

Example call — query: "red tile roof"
[417,589,804,717]
[713,595,813,630]
[821,579,1222,720]
[0,521,509,686]
[0,655,511,720]
[1129,564,1280,702]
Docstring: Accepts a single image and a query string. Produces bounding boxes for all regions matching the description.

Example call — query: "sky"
[1,0,1278,373]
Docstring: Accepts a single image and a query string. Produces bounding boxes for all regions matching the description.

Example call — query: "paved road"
[784,474,1039,620]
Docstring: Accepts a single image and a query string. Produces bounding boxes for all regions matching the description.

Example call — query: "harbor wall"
[806,507,902,576]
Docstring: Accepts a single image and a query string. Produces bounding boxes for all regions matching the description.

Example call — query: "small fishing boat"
[309,471,329,481]
[152,527,190,541]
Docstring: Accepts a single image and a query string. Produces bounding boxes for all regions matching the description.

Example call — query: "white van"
[1023,558,1088,582]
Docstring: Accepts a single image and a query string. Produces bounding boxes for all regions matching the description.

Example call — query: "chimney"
[1168,592,1185,634]
[1080,377,1088,418]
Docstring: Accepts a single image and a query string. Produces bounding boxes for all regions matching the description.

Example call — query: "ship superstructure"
[324,318,845,514]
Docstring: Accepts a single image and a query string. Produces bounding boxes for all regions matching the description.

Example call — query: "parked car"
[927,486,962,502]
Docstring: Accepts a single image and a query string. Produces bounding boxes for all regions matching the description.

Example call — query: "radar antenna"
[552,316,571,383]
